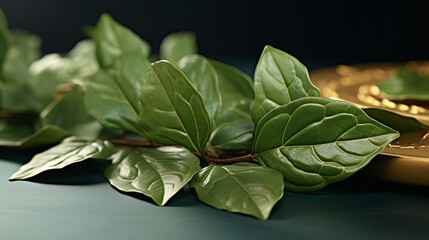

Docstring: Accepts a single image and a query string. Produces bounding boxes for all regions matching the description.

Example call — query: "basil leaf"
[377,69,429,100]
[252,45,320,125]
[40,92,102,140]
[105,146,201,206]
[94,14,150,69]
[160,31,197,64]
[364,108,429,132]
[9,137,114,180]
[208,60,255,151]
[190,162,284,220]
[0,123,70,148]
[177,55,221,121]
[0,8,11,70]
[252,97,399,192]
[139,61,211,154]
[83,15,151,135]
[79,72,133,134]
[179,55,254,151]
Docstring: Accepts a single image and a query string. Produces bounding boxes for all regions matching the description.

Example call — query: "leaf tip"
[99,13,113,22]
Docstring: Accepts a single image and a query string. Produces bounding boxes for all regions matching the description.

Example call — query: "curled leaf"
[9,137,114,180]
[0,122,70,148]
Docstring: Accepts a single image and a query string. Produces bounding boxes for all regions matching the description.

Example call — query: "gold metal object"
[310,62,429,186]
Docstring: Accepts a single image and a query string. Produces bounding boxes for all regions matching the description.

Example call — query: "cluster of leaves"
[0,9,403,220]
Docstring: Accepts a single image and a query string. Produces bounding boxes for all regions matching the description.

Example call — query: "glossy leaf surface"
[252,97,399,192]
[0,122,70,148]
[208,60,255,150]
[84,16,150,134]
[40,92,102,140]
[140,61,211,153]
[80,54,148,135]
[252,45,320,125]
[364,108,429,132]
[10,137,114,180]
[94,14,150,69]
[190,162,284,220]
[105,146,201,206]
[377,69,429,100]
[178,55,221,120]
[160,31,197,64]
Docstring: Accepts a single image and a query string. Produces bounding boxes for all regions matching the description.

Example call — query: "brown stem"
[194,153,255,165]
[101,137,255,164]
[0,111,16,119]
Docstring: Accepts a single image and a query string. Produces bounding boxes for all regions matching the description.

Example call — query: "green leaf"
[105,146,201,206]
[0,120,33,141]
[0,82,40,112]
[67,39,98,80]
[252,97,399,192]
[0,122,70,148]
[1,46,34,86]
[82,15,151,135]
[9,137,115,180]
[160,31,197,64]
[10,29,41,66]
[364,108,429,132]
[139,61,211,154]
[208,60,255,151]
[40,92,102,140]
[251,45,320,125]
[190,162,284,220]
[177,55,221,121]
[28,53,73,107]
[94,13,150,69]
[79,57,147,135]
[0,8,11,70]
[0,37,41,112]
[178,55,255,151]
[377,69,429,100]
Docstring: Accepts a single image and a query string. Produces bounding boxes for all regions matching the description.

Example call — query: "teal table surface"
[0,149,428,240]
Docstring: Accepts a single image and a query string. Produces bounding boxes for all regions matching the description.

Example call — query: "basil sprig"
[0,10,401,220]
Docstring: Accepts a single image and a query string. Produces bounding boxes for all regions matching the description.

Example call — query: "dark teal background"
[1,149,428,240]
[1,0,429,64]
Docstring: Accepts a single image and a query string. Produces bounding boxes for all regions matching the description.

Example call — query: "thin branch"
[194,152,256,165]
[101,137,255,164]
